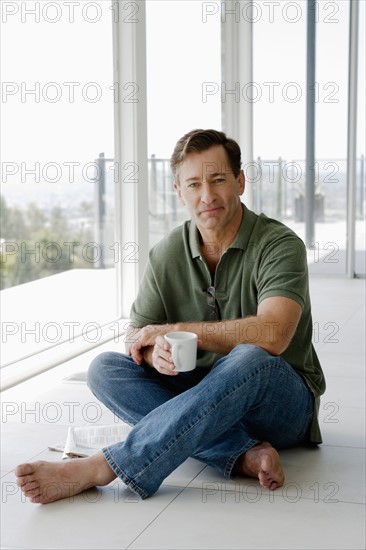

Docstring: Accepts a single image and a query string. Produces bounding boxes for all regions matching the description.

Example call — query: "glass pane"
[146,0,221,247]
[253,0,351,275]
[252,0,306,241]
[1,1,117,365]
[310,0,349,275]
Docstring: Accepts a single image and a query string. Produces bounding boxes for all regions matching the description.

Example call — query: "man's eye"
[214,178,225,183]
[188,182,199,188]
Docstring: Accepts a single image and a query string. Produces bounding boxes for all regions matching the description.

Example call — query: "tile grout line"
[170,483,366,506]
[124,465,208,550]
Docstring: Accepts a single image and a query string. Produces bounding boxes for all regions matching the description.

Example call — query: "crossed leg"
[15,346,311,503]
[15,442,284,504]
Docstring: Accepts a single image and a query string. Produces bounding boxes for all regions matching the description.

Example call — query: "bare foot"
[15,451,117,504]
[233,442,284,490]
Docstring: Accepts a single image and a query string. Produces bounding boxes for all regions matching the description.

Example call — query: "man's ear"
[238,170,245,196]
[174,182,185,205]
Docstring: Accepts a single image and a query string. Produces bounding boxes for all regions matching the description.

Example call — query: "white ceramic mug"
[164,331,198,372]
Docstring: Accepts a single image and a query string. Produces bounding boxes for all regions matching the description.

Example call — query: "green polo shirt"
[131,204,326,443]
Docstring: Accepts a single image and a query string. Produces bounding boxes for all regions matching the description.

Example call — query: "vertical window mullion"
[113,0,149,318]
[221,1,254,209]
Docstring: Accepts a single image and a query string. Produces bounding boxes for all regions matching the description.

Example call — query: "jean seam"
[133,361,276,484]
[103,355,306,496]
[102,447,148,499]
[224,439,260,478]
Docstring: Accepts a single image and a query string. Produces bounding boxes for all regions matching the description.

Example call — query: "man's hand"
[151,336,179,376]
[126,324,180,376]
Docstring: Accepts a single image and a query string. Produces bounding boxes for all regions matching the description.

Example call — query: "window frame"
[1,0,149,390]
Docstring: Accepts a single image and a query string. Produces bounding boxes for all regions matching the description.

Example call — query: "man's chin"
[198,218,223,230]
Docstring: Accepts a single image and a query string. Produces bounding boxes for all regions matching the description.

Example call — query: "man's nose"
[200,182,215,203]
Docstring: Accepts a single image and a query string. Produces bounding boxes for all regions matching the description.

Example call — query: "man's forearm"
[127,298,300,360]
[141,346,154,367]
[175,317,289,356]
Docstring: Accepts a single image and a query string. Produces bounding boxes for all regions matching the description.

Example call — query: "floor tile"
[162,458,206,489]
[320,376,366,409]
[1,277,364,550]
[187,446,365,504]
[0,422,69,473]
[127,486,366,550]
[318,350,365,378]
[1,382,113,426]
[311,302,361,327]
[319,406,365,447]
[1,470,183,550]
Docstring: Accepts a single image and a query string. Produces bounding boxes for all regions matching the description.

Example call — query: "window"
[1,1,117,367]
[145,0,221,247]
[252,0,365,276]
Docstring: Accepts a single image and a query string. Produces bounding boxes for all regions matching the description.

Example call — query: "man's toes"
[24,486,42,498]
[22,480,39,493]
[30,494,43,504]
[15,463,34,477]
[16,474,35,487]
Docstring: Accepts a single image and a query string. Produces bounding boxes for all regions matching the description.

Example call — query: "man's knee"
[230,343,271,363]
[87,351,119,392]
[212,344,274,378]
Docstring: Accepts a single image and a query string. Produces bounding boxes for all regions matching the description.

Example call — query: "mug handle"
[171,344,181,370]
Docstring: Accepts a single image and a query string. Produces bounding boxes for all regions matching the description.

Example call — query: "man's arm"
[178,295,302,356]
[128,295,302,369]
[125,325,159,369]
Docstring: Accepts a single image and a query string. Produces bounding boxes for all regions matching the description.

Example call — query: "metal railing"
[94,153,366,265]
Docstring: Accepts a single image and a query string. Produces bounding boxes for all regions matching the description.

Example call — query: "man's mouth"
[200,207,223,214]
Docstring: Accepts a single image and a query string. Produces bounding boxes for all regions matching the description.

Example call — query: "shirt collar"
[188,203,258,259]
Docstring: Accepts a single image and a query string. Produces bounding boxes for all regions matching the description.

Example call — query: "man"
[15,129,325,503]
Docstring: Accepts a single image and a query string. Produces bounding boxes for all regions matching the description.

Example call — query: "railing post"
[358,154,365,219]
[94,152,105,269]
[277,157,283,219]
[305,0,316,247]
[150,154,157,215]
[256,156,262,214]
[171,162,178,223]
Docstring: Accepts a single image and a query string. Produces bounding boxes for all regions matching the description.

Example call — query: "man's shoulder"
[253,212,304,245]
[247,211,306,265]
[149,220,191,263]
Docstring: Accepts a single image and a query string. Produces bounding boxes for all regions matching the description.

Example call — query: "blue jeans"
[87,344,314,499]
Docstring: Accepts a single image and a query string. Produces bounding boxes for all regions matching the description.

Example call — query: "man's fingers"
[159,348,174,364]
[130,343,143,365]
[156,364,179,376]
[155,335,169,350]
[152,343,177,375]
[155,336,173,363]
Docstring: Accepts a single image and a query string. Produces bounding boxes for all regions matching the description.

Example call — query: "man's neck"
[200,204,243,248]
[199,204,244,272]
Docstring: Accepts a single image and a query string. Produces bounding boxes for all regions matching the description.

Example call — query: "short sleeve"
[256,233,308,309]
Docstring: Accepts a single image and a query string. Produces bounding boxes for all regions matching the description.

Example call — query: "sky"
[146,0,365,161]
[1,0,365,185]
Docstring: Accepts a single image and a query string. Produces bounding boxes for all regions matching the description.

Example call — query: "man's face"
[174,145,245,233]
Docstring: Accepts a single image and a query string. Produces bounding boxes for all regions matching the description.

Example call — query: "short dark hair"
[170,129,242,183]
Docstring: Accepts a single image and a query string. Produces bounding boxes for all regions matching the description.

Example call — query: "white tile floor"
[1,277,365,550]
